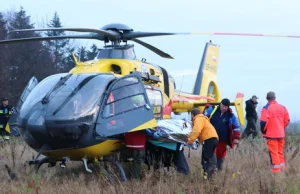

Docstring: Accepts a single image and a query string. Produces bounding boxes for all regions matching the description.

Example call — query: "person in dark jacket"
[241,95,258,139]
[0,98,12,142]
[204,98,240,171]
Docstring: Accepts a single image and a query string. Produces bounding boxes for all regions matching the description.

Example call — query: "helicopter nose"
[27,110,48,139]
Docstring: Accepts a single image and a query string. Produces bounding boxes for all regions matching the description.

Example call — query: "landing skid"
[28,157,50,173]
[28,157,66,173]
[27,156,128,183]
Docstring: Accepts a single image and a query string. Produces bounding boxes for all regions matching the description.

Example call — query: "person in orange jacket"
[187,108,219,180]
[260,91,290,174]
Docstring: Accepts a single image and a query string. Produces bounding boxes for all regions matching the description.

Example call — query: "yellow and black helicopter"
[0,23,295,177]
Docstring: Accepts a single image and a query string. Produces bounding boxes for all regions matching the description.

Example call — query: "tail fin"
[193,41,221,102]
[231,93,245,126]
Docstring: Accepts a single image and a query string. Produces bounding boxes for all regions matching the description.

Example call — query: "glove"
[191,142,198,150]
[185,142,198,150]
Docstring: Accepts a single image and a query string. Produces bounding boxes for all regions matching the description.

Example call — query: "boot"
[217,158,224,171]
[252,130,258,139]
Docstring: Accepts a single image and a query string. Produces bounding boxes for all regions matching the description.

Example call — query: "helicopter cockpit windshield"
[96,45,136,60]
[45,73,115,121]
[20,73,116,123]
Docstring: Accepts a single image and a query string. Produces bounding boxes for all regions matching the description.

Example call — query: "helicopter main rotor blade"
[0,34,101,44]
[131,38,174,59]
[123,31,300,39]
[188,32,300,38]
[11,27,119,40]
[123,32,187,39]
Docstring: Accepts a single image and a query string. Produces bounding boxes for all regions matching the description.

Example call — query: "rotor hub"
[101,23,133,32]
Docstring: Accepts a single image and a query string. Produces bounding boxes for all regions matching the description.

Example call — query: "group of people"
[123,91,290,180]
[186,91,290,179]
[0,92,290,181]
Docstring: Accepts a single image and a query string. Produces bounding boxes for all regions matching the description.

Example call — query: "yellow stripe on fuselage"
[129,118,157,132]
[43,140,124,161]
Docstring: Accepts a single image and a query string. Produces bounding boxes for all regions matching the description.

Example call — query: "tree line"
[0,7,101,105]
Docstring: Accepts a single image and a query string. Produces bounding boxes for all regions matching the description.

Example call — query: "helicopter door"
[8,77,39,136]
[95,73,157,137]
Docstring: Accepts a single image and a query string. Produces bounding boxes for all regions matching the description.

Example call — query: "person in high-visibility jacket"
[187,108,219,180]
[0,98,12,142]
[260,91,290,174]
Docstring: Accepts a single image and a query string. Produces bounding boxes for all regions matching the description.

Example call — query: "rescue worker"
[0,98,12,142]
[204,98,240,171]
[260,91,290,174]
[242,95,259,139]
[124,130,146,180]
[187,108,219,180]
[123,94,147,180]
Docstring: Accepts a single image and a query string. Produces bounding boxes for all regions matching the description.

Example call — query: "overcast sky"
[2,0,300,121]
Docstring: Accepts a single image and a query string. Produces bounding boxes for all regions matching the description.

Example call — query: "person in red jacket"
[124,130,146,179]
[260,91,290,174]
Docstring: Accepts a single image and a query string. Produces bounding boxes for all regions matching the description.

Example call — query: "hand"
[233,139,239,145]
[191,142,199,150]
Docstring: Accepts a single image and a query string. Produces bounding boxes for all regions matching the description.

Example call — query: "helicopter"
[0,23,295,177]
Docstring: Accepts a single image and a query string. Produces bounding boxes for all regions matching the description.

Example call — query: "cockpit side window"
[145,87,163,119]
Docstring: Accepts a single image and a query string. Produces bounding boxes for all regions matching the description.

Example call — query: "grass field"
[0,134,299,194]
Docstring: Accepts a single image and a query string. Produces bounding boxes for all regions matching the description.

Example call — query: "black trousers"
[242,117,257,139]
[201,137,218,178]
[174,143,189,175]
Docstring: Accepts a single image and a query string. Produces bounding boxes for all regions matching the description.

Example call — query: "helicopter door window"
[102,77,147,118]
[103,93,146,117]
[145,87,163,119]
[109,84,144,102]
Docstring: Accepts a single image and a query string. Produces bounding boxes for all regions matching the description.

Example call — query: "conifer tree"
[0,12,9,96]
[86,44,100,60]
[45,11,73,71]
[5,7,53,103]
